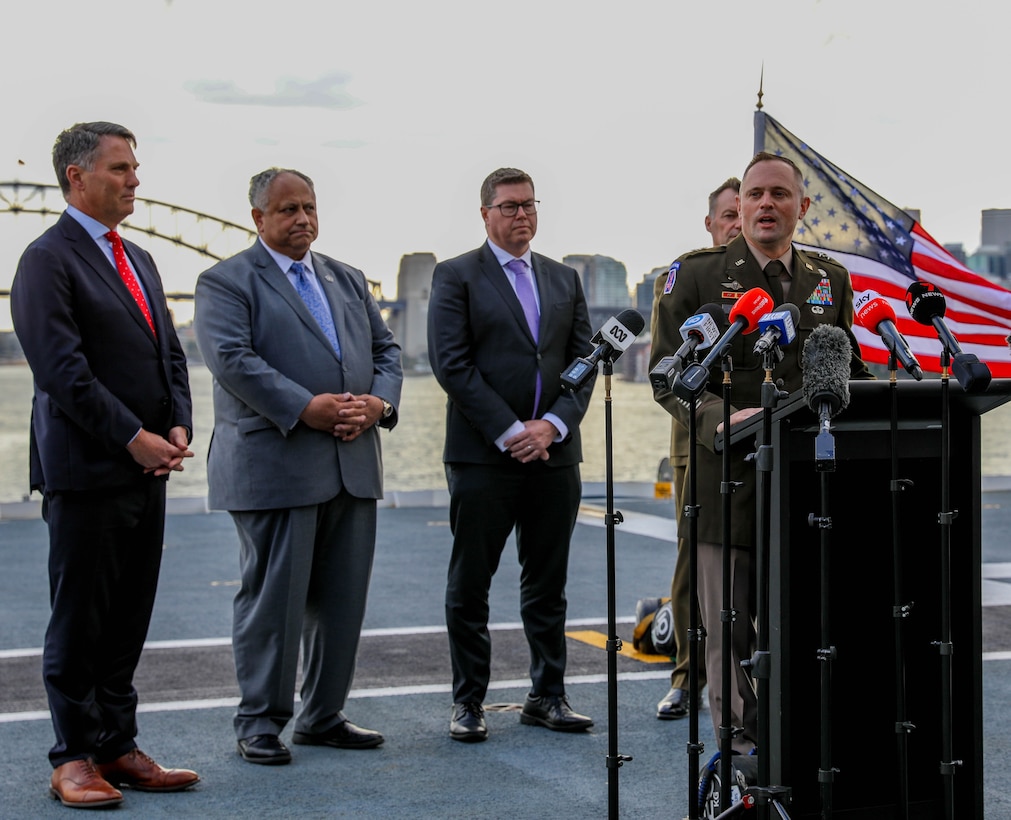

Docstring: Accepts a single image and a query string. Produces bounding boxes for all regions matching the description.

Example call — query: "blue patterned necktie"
[506,257,542,416]
[290,261,341,358]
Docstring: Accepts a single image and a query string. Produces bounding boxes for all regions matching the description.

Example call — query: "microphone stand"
[887,352,915,820]
[685,383,705,820]
[935,349,961,819]
[717,353,742,815]
[808,402,839,819]
[601,357,632,819]
[741,347,792,820]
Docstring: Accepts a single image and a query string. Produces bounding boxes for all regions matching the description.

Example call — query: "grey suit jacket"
[194,242,402,511]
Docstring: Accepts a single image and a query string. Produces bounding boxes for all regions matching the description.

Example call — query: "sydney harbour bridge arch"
[0,180,387,305]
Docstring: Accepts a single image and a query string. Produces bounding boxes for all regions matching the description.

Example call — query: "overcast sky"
[3,0,1008,327]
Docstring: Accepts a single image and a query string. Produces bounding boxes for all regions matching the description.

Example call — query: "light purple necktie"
[506,257,542,416]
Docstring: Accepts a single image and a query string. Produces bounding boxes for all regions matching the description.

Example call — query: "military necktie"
[765,259,790,304]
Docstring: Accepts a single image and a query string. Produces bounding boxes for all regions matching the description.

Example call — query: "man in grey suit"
[194,168,403,765]
[428,167,595,742]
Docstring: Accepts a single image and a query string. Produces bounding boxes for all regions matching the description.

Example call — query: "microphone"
[853,290,923,380]
[672,287,773,401]
[674,303,725,364]
[905,281,992,393]
[561,309,646,392]
[649,303,726,392]
[801,325,852,467]
[753,303,800,357]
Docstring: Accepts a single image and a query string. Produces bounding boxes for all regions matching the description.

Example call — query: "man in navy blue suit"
[428,167,596,742]
[11,121,199,808]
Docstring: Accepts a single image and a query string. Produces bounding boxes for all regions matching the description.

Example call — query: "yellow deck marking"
[566,630,673,664]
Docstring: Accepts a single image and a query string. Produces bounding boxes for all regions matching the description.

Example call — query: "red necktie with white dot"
[105,231,156,337]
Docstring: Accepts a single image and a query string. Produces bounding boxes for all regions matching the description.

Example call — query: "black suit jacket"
[10,212,192,493]
[427,242,594,467]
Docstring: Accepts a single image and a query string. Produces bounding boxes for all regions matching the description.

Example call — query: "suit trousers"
[230,492,377,740]
[698,540,758,754]
[42,480,166,767]
[445,461,581,704]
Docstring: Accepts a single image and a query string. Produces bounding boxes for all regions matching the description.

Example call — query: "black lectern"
[720,378,1011,819]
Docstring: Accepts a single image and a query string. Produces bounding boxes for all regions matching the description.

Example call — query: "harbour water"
[2,363,1011,503]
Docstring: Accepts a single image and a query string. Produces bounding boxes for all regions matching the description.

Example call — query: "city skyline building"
[562,254,632,310]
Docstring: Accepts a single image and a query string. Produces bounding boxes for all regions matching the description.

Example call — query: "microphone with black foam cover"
[673,287,773,401]
[854,290,923,380]
[753,303,801,357]
[905,281,992,393]
[802,325,852,420]
[560,308,646,391]
[802,324,853,466]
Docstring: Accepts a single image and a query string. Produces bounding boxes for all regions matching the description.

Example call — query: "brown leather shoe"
[50,759,124,807]
[98,748,199,792]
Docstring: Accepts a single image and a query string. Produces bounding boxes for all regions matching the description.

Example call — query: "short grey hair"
[248,167,315,210]
[52,121,136,198]
[707,177,741,217]
[480,167,534,207]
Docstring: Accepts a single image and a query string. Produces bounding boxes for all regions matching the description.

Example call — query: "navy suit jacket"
[427,242,594,467]
[10,212,192,493]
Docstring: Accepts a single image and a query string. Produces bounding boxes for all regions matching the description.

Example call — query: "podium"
[721,378,1011,818]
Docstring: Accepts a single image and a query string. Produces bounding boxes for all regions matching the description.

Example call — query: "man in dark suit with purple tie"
[10,121,199,808]
[427,167,596,742]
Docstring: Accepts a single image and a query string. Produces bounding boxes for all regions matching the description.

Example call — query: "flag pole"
[754,66,766,156]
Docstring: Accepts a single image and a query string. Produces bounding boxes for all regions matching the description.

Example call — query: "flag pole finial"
[756,64,764,111]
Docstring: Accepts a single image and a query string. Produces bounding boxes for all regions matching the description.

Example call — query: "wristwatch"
[380,399,393,420]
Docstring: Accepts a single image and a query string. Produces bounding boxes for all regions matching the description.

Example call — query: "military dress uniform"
[649,232,871,751]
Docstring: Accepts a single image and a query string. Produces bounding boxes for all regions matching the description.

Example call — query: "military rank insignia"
[663,261,679,294]
[807,277,834,307]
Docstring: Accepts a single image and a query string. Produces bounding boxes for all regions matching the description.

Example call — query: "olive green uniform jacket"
[649,233,873,547]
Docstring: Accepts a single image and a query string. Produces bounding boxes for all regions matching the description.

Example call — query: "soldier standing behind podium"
[654,177,741,721]
[428,167,596,742]
[10,121,199,808]
[650,153,871,753]
[194,168,402,765]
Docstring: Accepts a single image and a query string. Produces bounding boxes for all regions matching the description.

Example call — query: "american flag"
[757,113,1011,377]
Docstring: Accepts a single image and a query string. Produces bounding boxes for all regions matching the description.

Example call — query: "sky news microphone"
[560,308,645,392]
[905,281,992,393]
[853,290,923,380]
[672,287,772,401]
[753,303,800,357]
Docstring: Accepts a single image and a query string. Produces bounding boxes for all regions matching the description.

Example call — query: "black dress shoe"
[292,720,384,749]
[450,702,488,743]
[237,734,292,765]
[656,686,689,720]
[520,694,593,732]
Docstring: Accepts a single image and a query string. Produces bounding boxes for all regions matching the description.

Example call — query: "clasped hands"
[504,419,557,464]
[300,392,385,441]
[127,426,194,477]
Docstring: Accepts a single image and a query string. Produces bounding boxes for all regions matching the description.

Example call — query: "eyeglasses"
[487,200,539,217]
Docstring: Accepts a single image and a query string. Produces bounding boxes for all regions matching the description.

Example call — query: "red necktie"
[105,231,156,336]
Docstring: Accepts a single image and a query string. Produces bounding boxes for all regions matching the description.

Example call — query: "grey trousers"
[230,493,377,740]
